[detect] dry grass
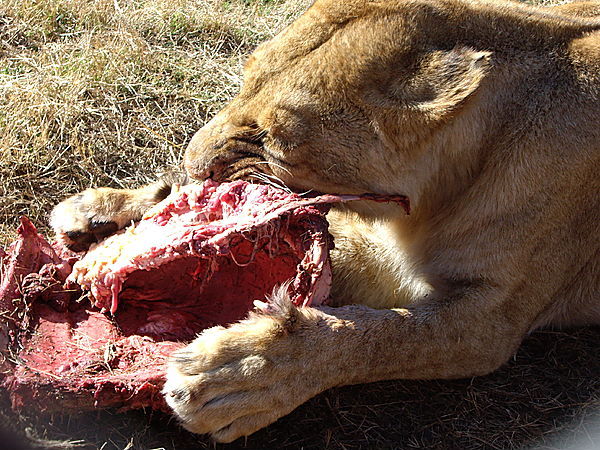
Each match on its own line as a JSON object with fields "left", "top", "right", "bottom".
{"left": 1, "top": 0, "right": 599, "bottom": 449}
{"left": 0, "top": 0, "right": 309, "bottom": 243}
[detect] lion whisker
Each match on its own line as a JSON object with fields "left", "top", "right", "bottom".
{"left": 253, "top": 160, "right": 293, "bottom": 176}
{"left": 249, "top": 173, "right": 293, "bottom": 193}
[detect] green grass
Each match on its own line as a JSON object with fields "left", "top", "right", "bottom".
{"left": 1, "top": 0, "right": 599, "bottom": 448}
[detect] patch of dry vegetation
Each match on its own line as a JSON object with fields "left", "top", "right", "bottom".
{"left": 1, "top": 0, "right": 598, "bottom": 449}
{"left": 0, "top": 0, "right": 310, "bottom": 243}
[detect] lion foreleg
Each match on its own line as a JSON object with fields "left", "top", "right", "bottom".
{"left": 164, "top": 283, "right": 530, "bottom": 442}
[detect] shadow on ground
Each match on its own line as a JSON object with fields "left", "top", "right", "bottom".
{"left": 2, "top": 326, "right": 599, "bottom": 449}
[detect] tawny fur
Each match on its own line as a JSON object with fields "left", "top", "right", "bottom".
{"left": 51, "top": 0, "right": 600, "bottom": 443}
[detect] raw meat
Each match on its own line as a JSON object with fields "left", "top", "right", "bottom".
{"left": 0, "top": 181, "right": 408, "bottom": 412}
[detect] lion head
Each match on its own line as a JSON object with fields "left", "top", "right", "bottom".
{"left": 184, "top": 0, "right": 596, "bottom": 216}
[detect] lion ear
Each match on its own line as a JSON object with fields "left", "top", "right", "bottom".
{"left": 385, "top": 47, "right": 492, "bottom": 118}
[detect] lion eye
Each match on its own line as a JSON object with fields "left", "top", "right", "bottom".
{"left": 263, "top": 133, "right": 291, "bottom": 152}
{"left": 234, "top": 124, "right": 267, "bottom": 147}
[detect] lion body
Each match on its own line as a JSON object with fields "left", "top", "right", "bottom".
{"left": 52, "top": 0, "right": 600, "bottom": 442}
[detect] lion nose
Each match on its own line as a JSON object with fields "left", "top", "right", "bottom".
{"left": 184, "top": 142, "right": 226, "bottom": 181}
{"left": 184, "top": 142, "right": 215, "bottom": 181}
{"left": 184, "top": 115, "right": 235, "bottom": 181}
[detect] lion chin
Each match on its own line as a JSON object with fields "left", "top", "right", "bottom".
{"left": 50, "top": 0, "right": 600, "bottom": 443}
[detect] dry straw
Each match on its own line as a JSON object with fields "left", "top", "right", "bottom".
{"left": 0, "top": 0, "right": 309, "bottom": 243}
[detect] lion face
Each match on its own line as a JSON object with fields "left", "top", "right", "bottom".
{"left": 184, "top": 0, "right": 491, "bottom": 207}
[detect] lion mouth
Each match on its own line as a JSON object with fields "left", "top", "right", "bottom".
{"left": 217, "top": 155, "right": 302, "bottom": 194}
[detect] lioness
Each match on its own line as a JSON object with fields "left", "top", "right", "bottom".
{"left": 50, "top": 0, "right": 600, "bottom": 443}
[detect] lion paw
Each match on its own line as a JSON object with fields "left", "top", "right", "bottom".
{"left": 50, "top": 183, "right": 171, "bottom": 252}
{"left": 163, "top": 289, "right": 335, "bottom": 443}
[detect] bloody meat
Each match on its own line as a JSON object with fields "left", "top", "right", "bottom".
{"left": 0, "top": 180, "right": 408, "bottom": 412}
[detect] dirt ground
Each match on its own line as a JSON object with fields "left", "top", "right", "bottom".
{"left": 2, "top": 326, "right": 599, "bottom": 449}
{"left": 1, "top": 0, "right": 598, "bottom": 448}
